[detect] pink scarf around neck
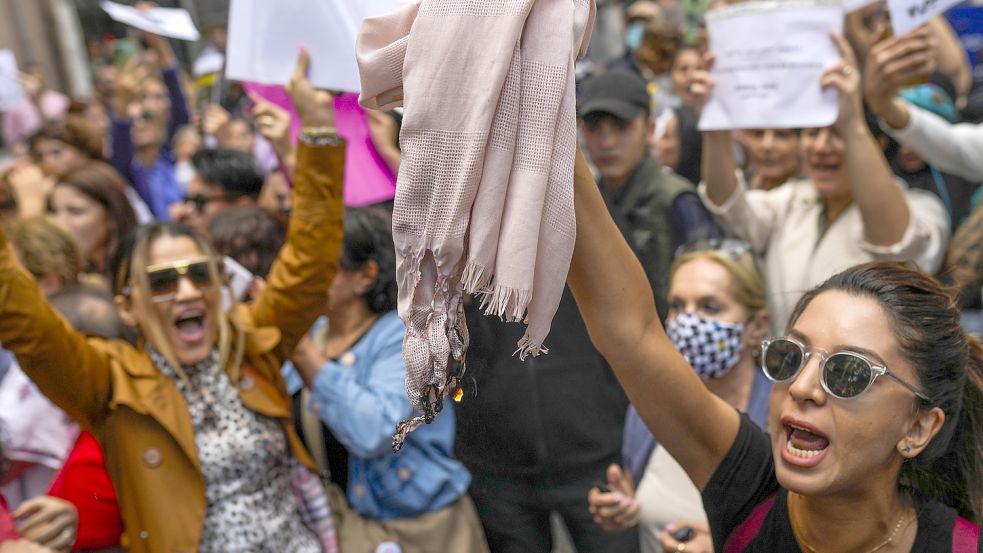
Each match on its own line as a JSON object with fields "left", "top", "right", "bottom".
{"left": 357, "top": 0, "right": 595, "bottom": 446}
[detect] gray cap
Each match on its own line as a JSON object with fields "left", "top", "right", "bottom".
{"left": 578, "top": 69, "right": 650, "bottom": 121}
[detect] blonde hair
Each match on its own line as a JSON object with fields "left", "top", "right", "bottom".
{"left": 670, "top": 249, "right": 767, "bottom": 314}
{"left": 8, "top": 216, "right": 81, "bottom": 285}
{"left": 112, "top": 223, "right": 243, "bottom": 384}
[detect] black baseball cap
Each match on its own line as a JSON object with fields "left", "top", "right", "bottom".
{"left": 578, "top": 69, "right": 650, "bottom": 121}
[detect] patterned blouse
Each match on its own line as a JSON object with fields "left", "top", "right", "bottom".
{"left": 150, "top": 348, "right": 321, "bottom": 553}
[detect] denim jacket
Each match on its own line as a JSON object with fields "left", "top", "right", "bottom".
{"left": 284, "top": 312, "right": 470, "bottom": 520}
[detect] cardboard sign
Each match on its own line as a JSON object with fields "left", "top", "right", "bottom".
{"left": 699, "top": 0, "right": 844, "bottom": 131}
{"left": 225, "top": 0, "right": 405, "bottom": 92}
{"left": 100, "top": 1, "right": 200, "bottom": 41}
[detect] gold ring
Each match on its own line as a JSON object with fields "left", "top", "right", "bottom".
{"left": 675, "top": 543, "right": 687, "bottom": 553}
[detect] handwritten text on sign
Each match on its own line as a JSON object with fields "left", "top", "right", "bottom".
{"left": 888, "top": 0, "right": 962, "bottom": 37}
{"left": 698, "top": 0, "right": 843, "bottom": 131}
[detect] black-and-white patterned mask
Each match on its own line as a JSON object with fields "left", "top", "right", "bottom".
{"left": 666, "top": 312, "right": 744, "bottom": 380}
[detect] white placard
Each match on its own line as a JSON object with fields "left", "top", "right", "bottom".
{"left": 0, "top": 50, "right": 24, "bottom": 111}
{"left": 225, "top": 0, "right": 404, "bottom": 92}
{"left": 100, "top": 1, "right": 200, "bottom": 42}
{"left": 887, "top": 0, "right": 961, "bottom": 36}
{"left": 699, "top": 0, "right": 844, "bottom": 131}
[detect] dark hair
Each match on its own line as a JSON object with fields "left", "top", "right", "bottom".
{"left": 49, "top": 285, "right": 125, "bottom": 340}
{"left": 191, "top": 148, "right": 264, "bottom": 200}
{"left": 341, "top": 207, "right": 397, "bottom": 314}
{"left": 788, "top": 262, "right": 983, "bottom": 523}
{"left": 28, "top": 120, "right": 104, "bottom": 165}
{"left": 208, "top": 206, "right": 284, "bottom": 278}
{"left": 55, "top": 161, "right": 138, "bottom": 274}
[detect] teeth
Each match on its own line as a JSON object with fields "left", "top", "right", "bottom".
{"left": 786, "top": 439, "right": 821, "bottom": 459}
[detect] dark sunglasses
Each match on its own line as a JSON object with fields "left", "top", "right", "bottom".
{"left": 145, "top": 257, "right": 213, "bottom": 303}
{"left": 761, "top": 337, "right": 931, "bottom": 401}
{"left": 182, "top": 193, "right": 227, "bottom": 214}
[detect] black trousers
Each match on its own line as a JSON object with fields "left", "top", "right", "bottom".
{"left": 468, "top": 468, "right": 641, "bottom": 553}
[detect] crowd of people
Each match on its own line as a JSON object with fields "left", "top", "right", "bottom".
{"left": 1, "top": 0, "right": 983, "bottom": 552}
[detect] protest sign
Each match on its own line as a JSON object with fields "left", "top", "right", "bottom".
{"left": 226, "top": 0, "right": 404, "bottom": 93}
{"left": 0, "top": 50, "right": 24, "bottom": 111}
{"left": 699, "top": 0, "right": 843, "bottom": 131}
{"left": 100, "top": 1, "right": 200, "bottom": 41}
{"left": 888, "top": 0, "right": 963, "bottom": 37}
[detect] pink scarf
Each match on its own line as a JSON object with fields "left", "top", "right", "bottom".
{"left": 358, "top": 0, "right": 595, "bottom": 443}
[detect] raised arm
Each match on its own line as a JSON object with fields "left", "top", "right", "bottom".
{"left": 568, "top": 147, "right": 738, "bottom": 490}
{"left": 249, "top": 49, "right": 344, "bottom": 360}
{"left": 826, "top": 34, "right": 909, "bottom": 246}
{"left": 0, "top": 232, "right": 113, "bottom": 427}
{"left": 865, "top": 29, "right": 983, "bottom": 182}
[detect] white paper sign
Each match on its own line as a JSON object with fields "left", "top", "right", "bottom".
{"left": 0, "top": 50, "right": 24, "bottom": 111}
{"left": 100, "top": 1, "right": 200, "bottom": 42}
{"left": 887, "top": 0, "right": 961, "bottom": 36}
{"left": 699, "top": 0, "right": 844, "bottom": 131}
{"left": 225, "top": 0, "right": 404, "bottom": 92}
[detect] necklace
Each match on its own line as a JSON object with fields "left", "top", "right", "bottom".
{"left": 790, "top": 493, "right": 915, "bottom": 553}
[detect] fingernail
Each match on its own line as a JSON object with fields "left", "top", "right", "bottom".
{"left": 666, "top": 522, "right": 677, "bottom": 531}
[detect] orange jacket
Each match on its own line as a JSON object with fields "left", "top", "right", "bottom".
{"left": 0, "top": 142, "right": 345, "bottom": 552}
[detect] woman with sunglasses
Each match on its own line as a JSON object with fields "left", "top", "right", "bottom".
{"left": 568, "top": 123, "right": 983, "bottom": 553}
{"left": 0, "top": 51, "right": 344, "bottom": 553}
{"left": 695, "top": 35, "right": 949, "bottom": 334}
{"left": 588, "top": 239, "right": 771, "bottom": 553}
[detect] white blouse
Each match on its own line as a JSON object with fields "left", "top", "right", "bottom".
{"left": 699, "top": 175, "right": 949, "bottom": 334}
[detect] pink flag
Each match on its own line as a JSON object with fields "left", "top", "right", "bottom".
{"left": 244, "top": 83, "right": 396, "bottom": 206}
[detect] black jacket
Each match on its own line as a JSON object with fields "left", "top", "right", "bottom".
{"left": 453, "top": 287, "right": 630, "bottom": 478}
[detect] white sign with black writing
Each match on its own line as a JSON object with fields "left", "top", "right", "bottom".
{"left": 699, "top": 0, "right": 844, "bottom": 131}
{"left": 225, "top": 0, "right": 406, "bottom": 92}
{"left": 887, "top": 0, "right": 961, "bottom": 36}
{"left": 0, "top": 50, "right": 24, "bottom": 111}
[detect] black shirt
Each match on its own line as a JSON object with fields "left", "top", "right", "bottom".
{"left": 702, "top": 415, "right": 980, "bottom": 552}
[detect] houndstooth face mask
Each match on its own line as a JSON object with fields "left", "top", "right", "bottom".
{"left": 666, "top": 312, "right": 744, "bottom": 380}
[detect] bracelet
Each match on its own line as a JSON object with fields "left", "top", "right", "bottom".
{"left": 298, "top": 131, "right": 345, "bottom": 147}
{"left": 300, "top": 125, "right": 337, "bottom": 136}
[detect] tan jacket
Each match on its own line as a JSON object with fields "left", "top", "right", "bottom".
{"left": 0, "top": 143, "right": 345, "bottom": 553}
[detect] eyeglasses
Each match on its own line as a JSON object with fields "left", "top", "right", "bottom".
{"left": 761, "top": 337, "right": 931, "bottom": 401}
{"left": 675, "top": 237, "right": 753, "bottom": 261}
{"left": 182, "top": 194, "right": 227, "bottom": 214}
{"left": 145, "top": 257, "right": 213, "bottom": 303}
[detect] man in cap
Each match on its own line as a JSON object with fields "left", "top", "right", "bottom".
{"left": 579, "top": 68, "right": 718, "bottom": 319}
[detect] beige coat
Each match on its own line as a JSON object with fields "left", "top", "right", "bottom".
{"left": 0, "top": 143, "right": 345, "bottom": 552}
{"left": 699, "top": 174, "right": 950, "bottom": 333}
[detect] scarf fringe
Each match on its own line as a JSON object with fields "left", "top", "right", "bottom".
{"left": 461, "top": 260, "right": 493, "bottom": 293}
{"left": 478, "top": 284, "right": 532, "bottom": 323}
{"left": 515, "top": 334, "right": 549, "bottom": 361}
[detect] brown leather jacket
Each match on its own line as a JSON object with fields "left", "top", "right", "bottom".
{"left": 0, "top": 143, "right": 345, "bottom": 552}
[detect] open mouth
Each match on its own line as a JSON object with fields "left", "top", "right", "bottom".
{"left": 782, "top": 418, "right": 830, "bottom": 466}
{"left": 810, "top": 161, "right": 840, "bottom": 179}
{"left": 173, "top": 307, "right": 207, "bottom": 343}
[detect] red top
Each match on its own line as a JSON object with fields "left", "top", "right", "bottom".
{"left": 47, "top": 432, "right": 122, "bottom": 549}
{"left": 0, "top": 493, "right": 19, "bottom": 541}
